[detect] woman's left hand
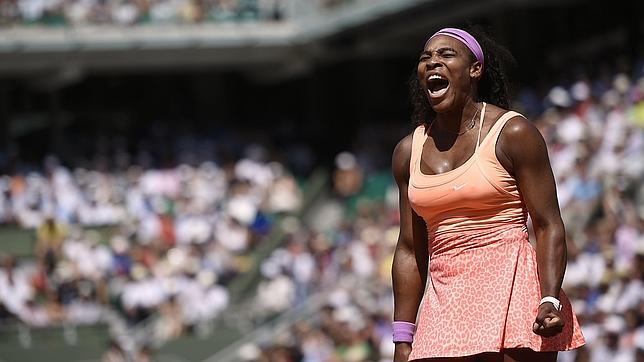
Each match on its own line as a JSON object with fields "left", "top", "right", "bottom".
{"left": 532, "top": 303, "right": 564, "bottom": 337}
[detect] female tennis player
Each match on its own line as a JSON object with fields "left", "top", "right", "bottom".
{"left": 391, "top": 26, "right": 585, "bottom": 362}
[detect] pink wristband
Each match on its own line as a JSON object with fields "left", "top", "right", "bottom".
{"left": 392, "top": 321, "right": 416, "bottom": 343}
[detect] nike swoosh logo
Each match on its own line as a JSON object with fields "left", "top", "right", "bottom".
{"left": 453, "top": 184, "right": 466, "bottom": 191}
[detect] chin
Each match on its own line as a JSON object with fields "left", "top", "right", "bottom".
{"left": 428, "top": 96, "right": 454, "bottom": 113}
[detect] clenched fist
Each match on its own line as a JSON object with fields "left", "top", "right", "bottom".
{"left": 533, "top": 303, "right": 564, "bottom": 337}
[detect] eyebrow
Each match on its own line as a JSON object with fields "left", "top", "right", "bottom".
{"left": 420, "top": 47, "right": 458, "bottom": 56}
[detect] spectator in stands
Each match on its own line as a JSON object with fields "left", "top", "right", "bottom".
{"left": 333, "top": 151, "right": 364, "bottom": 198}
{"left": 0, "top": 255, "right": 33, "bottom": 320}
{"left": 35, "top": 217, "right": 67, "bottom": 273}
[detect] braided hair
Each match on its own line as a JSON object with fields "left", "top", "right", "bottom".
{"left": 409, "top": 25, "right": 516, "bottom": 126}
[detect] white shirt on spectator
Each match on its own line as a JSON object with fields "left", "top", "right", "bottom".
{"left": 0, "top": 267, "right": 34, "bottom": 315}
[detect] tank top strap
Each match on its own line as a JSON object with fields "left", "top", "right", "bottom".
{"left": 409, "top": 124, "right": 428, "bottom": 176}
{"left": 474, "top": 102, "right": 487, "bottom": 153}
{"left": 478, "top": 110, "right": 525, "bottom": 153}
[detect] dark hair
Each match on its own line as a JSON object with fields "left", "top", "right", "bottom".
{"left": 409, "top": 25, "right": 516, "bottom": 126}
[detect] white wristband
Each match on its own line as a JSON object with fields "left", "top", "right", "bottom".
{"left": 539, "top": 296, "right": 562, "bottom": 311}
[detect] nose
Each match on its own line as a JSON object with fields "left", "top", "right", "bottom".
{"left": 426, "top": 56, "right": 441, "bottom": 70}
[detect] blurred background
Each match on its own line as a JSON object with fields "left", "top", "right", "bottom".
{"left": 0, "top": 0, "right": 642, "bottom": 361}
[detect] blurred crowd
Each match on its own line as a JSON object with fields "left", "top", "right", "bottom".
{"left": 0, "top": 150, "right": 302, "bottom": 358}
{"left": 249, "top": 192, "right": 398, "bottom": 362}
{"left": 242, "top": 67, "right": 644, "bottom": 361}
{"left": 0, "top": 0, "right": 289, "bottom": 26}
{"left": 0, "top": 0, "right": 366, "bottom": 26}
{"left": 536, "top": 68, "right": 644, "bottom": 362}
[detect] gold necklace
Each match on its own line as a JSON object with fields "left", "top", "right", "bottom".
{"left": 432, "top": 104, "right": 480, "bottom": 136}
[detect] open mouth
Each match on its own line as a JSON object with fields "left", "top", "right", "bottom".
{"left": 427, "top": 74, "right": 449, "bottom": 98}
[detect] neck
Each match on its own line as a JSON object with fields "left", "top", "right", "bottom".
{"left": 434, "top": 98, "right": 480, "bottom": 134}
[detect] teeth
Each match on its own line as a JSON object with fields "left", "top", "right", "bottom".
{"left": 429, "top": 74, "right": 443, "bottom": 80}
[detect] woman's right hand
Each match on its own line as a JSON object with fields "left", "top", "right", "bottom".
{"left": 393, "top": 342, "right": 412, "bottom": 362}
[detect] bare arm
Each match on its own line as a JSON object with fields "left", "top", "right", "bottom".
{"left": 392, "top": 134, "right": 429, "bottom": 324}
{"left": 499, "top": 117, "right": 566, "bottom": 336}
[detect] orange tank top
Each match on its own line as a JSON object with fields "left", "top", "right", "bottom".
{"left": 408, "top": 103, "right": 528, "bottom": 240}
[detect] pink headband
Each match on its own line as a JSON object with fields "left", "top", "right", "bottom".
{"left": 427, "top": 28, "right": 485, "bottom": 71}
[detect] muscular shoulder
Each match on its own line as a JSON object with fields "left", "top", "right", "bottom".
{"left": 497, "top": 114, "right": 548, "bottom": 165}
{"left": 392, "top": 132, "right": 414, "bottom": 184}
